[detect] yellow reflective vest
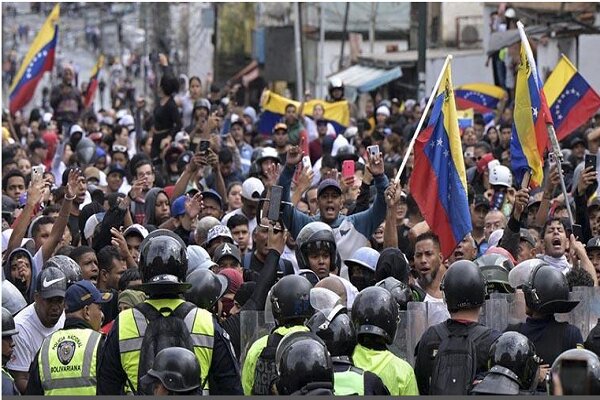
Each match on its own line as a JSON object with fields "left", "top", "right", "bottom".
{"left": 118, "top": 298, "right": 214, "bottom": 393}
{"left": 38, "top": 328, "right": 102, "bottom": 395}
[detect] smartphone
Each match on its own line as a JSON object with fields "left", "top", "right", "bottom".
{"left": 521, "top": 169, "right": 531, "bottom": 189}
{"left": 342, "top": 160, "right": 355, "bottom": 179}
{"left": 491, "top": 191, "right": 505, "bottom": 210}
{"left": 572, "top": 224, "right": 583, "bottom": 240}
{"left": 31, "top": 166, "right": 44, "bottom": 183}
{"left": 559, "top": 359, "right": 589, "bottom": 395}
{"left": 302, "top": 155, "right": 312, "bottom": 170}
{"left": 585, "top": 154, "right": 597, "bottom": 171}
{"left": 199, "top": 140, "right": 210, "bottom": 155}
{"left": 367, "top": 145, "right": 380, "bottom": 158}
{"left": 268, "top": 185, "right": 283, "bottom": 222}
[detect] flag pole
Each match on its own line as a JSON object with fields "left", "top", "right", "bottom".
{"left": 517, "top": 21, "right": 574, "bottom": 226}
{"left": 395, "top": 54, "right": 453, "bottom": 184}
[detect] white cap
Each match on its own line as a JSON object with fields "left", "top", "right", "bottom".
{"left": 70, "top": 124, "right": 84, "bottom": 135}
{"left": 84, "top": 212, "right": 105, "bottom": 241}
{"left": 242, "top": 177, "right": 264, "bottom": 201}
{"left": 205, "top": 225, "right": 233, "bottom": 245}
{"left": 115, "top": 109, "right": 129, "bottom": 120}
{"left": 123, "top": 224, "right": 149, "bottom": 239}
{"left": 488, "top": 229, "right": 504, "bottom": 248}
{"left": 119, "top": 114, "right": 135, "bottom": 129}
{"left": 174, "top": 130, "right": 190, "bottom": 144}
{"left": 376, "top": 106, "right": 390, "bottom": 117}
{"left": 43, "top": 112, "right": 53, "bottom": 123}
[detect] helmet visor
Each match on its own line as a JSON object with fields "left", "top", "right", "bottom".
{"left": 309, "top": 288, "right": 341, "bottom": 313}
{"left": 304, "top": 241, "right": 333, "bottom": 257}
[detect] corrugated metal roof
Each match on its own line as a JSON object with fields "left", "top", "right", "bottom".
{"left": 328, "top": 65, "right": 403, "bottom": 93}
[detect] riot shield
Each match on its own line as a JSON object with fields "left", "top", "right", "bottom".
{"left": 427, "top": 301, "right": 450, "bottom": 327}
{"left": 388, "top": 310, "right": 408, "bottom": 362}
{"left": 507, "top": 290, "right": 527, "bottom": 326}
{"left": 2, "top": 279, "right": 27, "bottom": 315}
{"left": 480, "top": 293, "right": 510, "bottom": 332}
{"left": 555, "top": 286, "right": 591, "bottom": 338}
{"left": 406, "top": 302, "right": 428, "bottom": 366}
{"left": 239, "top": 310, "right": 276, "bottom": 367}
{"left": 590, "top": 286, "right": 600, "bottom": 335}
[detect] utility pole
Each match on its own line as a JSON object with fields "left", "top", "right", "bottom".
{"left": 417, "top": 2, "right": 427, "bottom": 101}
{"left": 318, "top": 3, "right": 325, "bottom": 98}
{"left": 369, "top": 3, "right": 377, "bottom": 53}
{"left": 339, "top": 2, "right": 350, "bottom": 70}
{"left": 293, "top": 2, "right": 304, "bottom": 99}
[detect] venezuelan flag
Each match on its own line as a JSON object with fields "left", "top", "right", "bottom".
{"left": 410, "top": 61, "right": 472, "bottom": 259}
{"left": 510, "top": 26, "right": 553, "bottom": 189}
{"left": 455, "top": 83, "right": 507, "bottom": 113}
{"left": 84, "top": 55, "right": 104, "bottom": 108}
{"left": 544, "top": 55, "right": 600, "bottom": 142}
{"left": 258, "top": 90, "right": 350, "bottom": 135}
{"left": 8, "top": 4, "right": 60, "bottom": 114}
{"left": 457, "top": 108, "right": 474, "bottom": 130}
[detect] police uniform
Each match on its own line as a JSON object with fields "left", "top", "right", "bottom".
{"left": 352, "top": 343, "right": 419, "bottom": 395}
{"left": 26, "top": 318, "right": 104, "bottom": 395}
{"left": 2, "top": 366, "right": 20, "bottom": 395}
{"left": 242, "top": 325, "right": 308, "bottom": 395}
{"left": 332, "top": 356, "right": 390, "bottom": 395}
{"left": 97, "top": 298, "right": 242, "bottom": 395}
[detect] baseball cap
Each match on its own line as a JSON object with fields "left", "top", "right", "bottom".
{"left": 273, "top": 122, "right": 288, "bottom": 132}
{"left": 123, "top": 224, "right": 149, "bottom": 239}
{"left": 29, "top": 139, "right": 48, "bottom": 152}
{"left": 205, "top": 225, "right": 234, "bottom": 246}
{"left": 376, "top": 106, "right": 390, "bottom": 117}
{"left": 317, "top": 179, "right": 342, "bottom": 197}
{"left": 213, "top": 242, "right": 242, "bottom": 265}
{"left": 201, "top": 189, "right": 223, "bottom": 209}
{"left": 519, "top": 228, "right": 536, "bottom": 247}
{"left": 119, "top": 115, "right": 135, "bottom": 130}
{"left": 84, "top": 212, "right": 105, "bottom": 241}
{"left": 174, "top": 130, "right": 190, "bottom": 144}
{"left": 36, "top": 267, "right": 67, "bottom": 298}
{"left": 587, "top": 236, "right": 600, "bottom": 252}
{"left": 242, "top": 177, "right": 264, "bottom": 201}
{"left": 117, "top": 289, "right": 146, "bottom": 309}
{"left": 316, "top": 119, "right": 328, "bottom": 126}
{"left": 70, "top": 124, "right": 84, "bottom": 135}
{"left": 218, "top": 268, "right": 243, "bottom": 294}
{"left": 108, "top": 164, "right": 126, "bottom": 178}
{"left": 84, "top": 166, "right": 101, "bottom": 182}
{"left": 473, "top": 194, "right": 490, "bottom": 210}
{"left": 171, "top": 195, "right": 187, "bottom": 218}
{"left": 65, "top": 280, "right": 113, "bottom": 313}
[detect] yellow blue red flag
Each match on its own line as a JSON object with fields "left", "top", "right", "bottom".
{"left": 410, "top": 61, "right": 472, "bottom": 259}
{"left": 455, "top": 83, "right": 507, "bottom": 113}
{"left": 84, "top": 55, "right": 104, "bottom": 108}
{"left": 510, "top": 24, "right": 553, "bottom": 188}
{"left": 543, "top": 55, "right": 600, "bottom": 141}
{"left": 9, "top": 4, "right": 60, "bottom": 114}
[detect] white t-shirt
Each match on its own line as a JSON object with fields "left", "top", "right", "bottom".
{"left": 423, "top": 293, "right": 451, "bottom": 326}
{"left": 221, "top": 208, "right": 257, "bottom": 249}
{"left": 6, "top": 303, "right": 65, "bottom": 372}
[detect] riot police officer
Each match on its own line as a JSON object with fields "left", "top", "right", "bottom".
{"left": 241, "top": 274, "right": 314, "bottom": 395}
{"left": 505, "top": 264, "right": 582, "bottom": 368}
{"left": 471, "top": 332, "right": 540, "bottom": 395}
{"left": 414, "top": 260, "right": 500, "bottom": 395}
{"left": 474, "top": 253, "right": 514, "bottom": 294}
{"left": 2, "top": 307, "right": 19, "bottom": 395}
{"left": 547, "top": 348, "right": 600, "bottom": 395}
{"left": 376, "top": 277, "right": 414, "bottom": 310}
{"left": 97, "top": 229, "right": 242, "bottom": 395}
{"left": 345, "top": 247, "right": 379, "bottom": 291}
{"left": 307, "top": 304, "right": 389, "bottom": 395}
{"left": 139, "top": 347, "right": 202, "bottom": 395}
{"left": 351, "top": 286, "right": 419, "bottom": 395}
{"left": 185, "top": 269, "right": 228, "bottom": 311}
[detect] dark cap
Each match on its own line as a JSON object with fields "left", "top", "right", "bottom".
{"left": 213, "top": 243, "right": 242, "bottom": 265}
{"left": 473, "top": 194, "right": 490, "bottom": 210}
{"left": 108, "top": 164, "right": 126, "bottom": 178}
{"left": 36, "top": 267, "right": 67, "bottom": 298}
{"left": 317, "top": 179, "right": 342, "bottom": 197}
{"left": 316, "top": 119, "right": 328, "bottom": 126}
{"left": 587, "top": 236, "right": 600, "bottom": 252}
{"left": 201, "top": 189, "right": 223, "bottom": 209}
{"left": 519, "top": 228, "right": 536, "bottom": 247}
{"left": 29, "top": 139, "right": 48, "bottom": 152}
{"left": 589, "top": 198, "right": 600, "bottom": 212}
{"left": 65, "top": 280, "right": 113, "bottom": 313}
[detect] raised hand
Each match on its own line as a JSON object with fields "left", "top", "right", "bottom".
{"left": 286, "top": 145, "right": 303, "bottom": 167}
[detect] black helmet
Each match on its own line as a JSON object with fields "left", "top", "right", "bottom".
{"left": 488, "top": 332, "right": 539, "bottom": 391}
{"left": 138, "top": 229, "right": 190, "bottom": 295}
{"left": 2, "top": 307, "right": 18, "bottom": 337}
{"left": 139, "top": 347, "right": 201, "bottom": 394}
{"left": 306, "top": 304, "right": 356, "bottom": 357}
{"left": 184, "top": 269, "right": 228, "bottom": 310}
{"left": 351, "top": 286, "right": 399, "bottom": 344}
{"left": 275, "top": 331, "right": 334, "bottom": 395}
{"left": 76, "top": 137, "right": 96, "bottom": 165}
{"left": 334, "top": 145, "right": 359, "bottom": 164}
{"left": 295, "top": 222, "right": 337, "bottom": 272}
{"left": 523, "top": 264, "right": 579, "bottom": 314}
{"left": 270, "top": 275, "right": 314, "bottom": 325}
{"left": 548, "top": 349, "right": 600, "bottom": 395}
{"left": 43, "top": 255, "right": 82, "bottom": 287}
{"left": 441, "top": 260, "right": 487, "bottom": 313}
{"left": 376, "top": 277, "right": 414, "bottom": 310}
{"left": 474, "top": 254, "right": 514, "bottom": 294}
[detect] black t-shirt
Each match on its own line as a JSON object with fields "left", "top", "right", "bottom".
{"left": 100, "top": 288, "right": 119, "bottom": 325}
{"left": 68, "top": 214, "right": 81, "bottom": 246}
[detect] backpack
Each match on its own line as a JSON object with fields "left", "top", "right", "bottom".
{"left": 135, "top": 301, "right": 198, "bottom": 395}
{"left": 429, "top": 323, "right": 489, "bottom": 395}
{"left": 252, "top": 332, "right": 284, "bottom": 395}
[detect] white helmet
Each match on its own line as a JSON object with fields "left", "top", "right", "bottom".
{"left": 489, "top": 165, "right": 513, "bottom": 188}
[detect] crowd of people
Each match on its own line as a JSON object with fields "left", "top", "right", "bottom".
{"left": 2, "top": 46, "right": 600, "bottom": 395}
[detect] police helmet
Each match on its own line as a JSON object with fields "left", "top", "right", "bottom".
{"left": 184, "top": 269, "right": 228, "bottom": 310}
{"left": 140, "top": 347, "right": 201, "bottom": 394}
{"left": 2, "top": 307, "right": 18, "bottom": 337}
{"left": 488, "top": 332, "right": 540, "bottom": 391}
{"left": 138, "top": 229, "right": 191, "bottom": 295}
{"left": 376, "top": 277, "right": 414, "bottom": 310}
{"left": 508, "top": 258, "right": 546, "bottom": 289}
{"left": 43, "top": 255, "right": 82, "bottom": 287}
{"left": 76, "top": 137, "right": 96, "bottom": 165}
{"left": 295, "top": 222, "right": 338, "bottom": 272}
{"left": 474, "top": 254, "right": 514, "bottom": 294}
{"left": 351, "top": 286, "right": 399, "bottom": 344}
{"left": 346, "top": 247, "right": 379, "bottom": 291}
{"left": 328, "top": 78, "right": 345, "bottom": 99}
{"left": 306, "top": 304, "right": 356, "bottom": 357}
{"left": 298, "top": 269, "right": 320, "bottom": 286}
{"left": 275, "top": 331, "right": 334, "bottom": 395}
{"left": 441, "top": 260, "right": 487, "bottom": 313}
{"left": 270, "top": 275, "right": 314, "bottom": 325}
{"left": 523, "top": 264, "right": 579, "bottom": 314}
{"left": 548, "top": 349, "right": 600, "bottom": 395}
